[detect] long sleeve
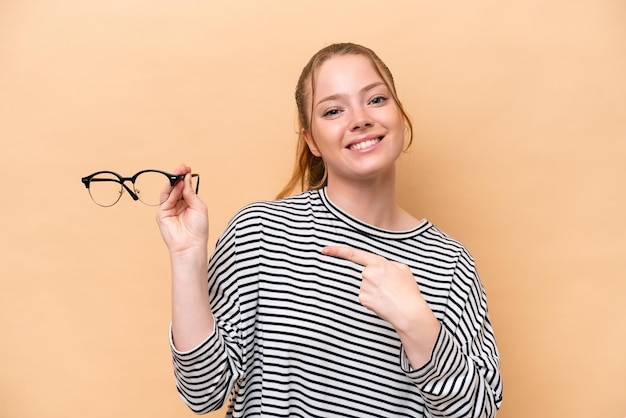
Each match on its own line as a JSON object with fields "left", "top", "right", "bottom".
{"left": 170, "top": 220, "right": 246, "bottom": 414}
{"left": 401, "top": 248, "right": 503, "bottom": 417}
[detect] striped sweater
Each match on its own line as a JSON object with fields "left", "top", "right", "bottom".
{"left": 171, "top": 188, "right": 503, "bottom": 417}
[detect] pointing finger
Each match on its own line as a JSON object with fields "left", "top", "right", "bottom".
{"left": 322, "top": 246, "right": 382, "bottom": 267}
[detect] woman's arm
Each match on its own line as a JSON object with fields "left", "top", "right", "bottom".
{"left": 401, "top": 250, "right": 502, "bottom": 417}
{"left": 156, "top": 164, "right": 214, "bottom": 351}
{"left": 157, "top": 168, "right": 247, "bottom": 413}
{"left": 322, "top": 245, "right": 502, "bottom": 417}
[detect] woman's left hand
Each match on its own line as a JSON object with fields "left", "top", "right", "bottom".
{"left": 323, "top": 245, "right": 441, "bottom": 366}
{"left": 322, "top": 245, "right": 430, "bottom": 333}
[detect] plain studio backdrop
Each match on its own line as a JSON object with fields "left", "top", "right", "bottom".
{"left": 1, "top": 1, "right": 625, "bottom": 417}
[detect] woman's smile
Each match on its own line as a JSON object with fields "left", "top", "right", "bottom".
{"left": 347, "top": 135, "right": 384, "bottom": 151}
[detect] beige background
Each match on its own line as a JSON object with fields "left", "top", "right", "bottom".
{"left": 1, "top": 1, "right": 625, "bottom": 417}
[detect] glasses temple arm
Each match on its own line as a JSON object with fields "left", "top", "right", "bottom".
{"left": 122, "top": 183, "right": 139, "bottom": 201}
{"left": 192, "top": 174, "right": 200, "bottom": 194}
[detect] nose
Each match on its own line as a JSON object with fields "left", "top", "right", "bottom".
{"left": 350, "top": 105, "right": 373, "bottom": 131}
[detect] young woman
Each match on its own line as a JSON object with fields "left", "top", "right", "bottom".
{"left": 156, "top": 43, "right": 502, "bottom": 417}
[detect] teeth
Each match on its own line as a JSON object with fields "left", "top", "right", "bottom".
{"left": 349, "top": 137, "right": 381, "bottom": 150}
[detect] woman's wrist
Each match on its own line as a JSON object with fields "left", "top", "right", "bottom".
{"left": 394, "top": 306, "right": 441, "bottom": 368}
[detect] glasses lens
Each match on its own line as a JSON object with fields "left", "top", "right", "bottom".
{"left": 88, "top": 173, "right": 123, "bottom": 207}
{"left": 134, "top": 171, "right": 173, "bottom": 206}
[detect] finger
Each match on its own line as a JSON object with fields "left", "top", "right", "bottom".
{"left": 158, "top": 167, "right": 186, "bottom": 207}
{"left": 182, "top": 173, "right": 196, "bottom": 197}
{"left": 322, "top": 246, "right": 382, "bottom": 267}
{"left": 159, "top": 179, "right": 183, "bottom": 209}
{"left": 162, "top": 164, "right": 191, "bottom": 203}
{"left": 174, "top": 163, "right": 192, "bottom": 176}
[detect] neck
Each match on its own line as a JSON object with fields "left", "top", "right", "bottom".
{"left": 325, "top": 172, "right": 418, "bottom": 231}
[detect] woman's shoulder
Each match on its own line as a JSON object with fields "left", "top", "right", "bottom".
{"left": 229, "top": 189, "right": 322, "bottom": 224}
{"left": 421, "top": 223, "right": 475, "bottom": 260}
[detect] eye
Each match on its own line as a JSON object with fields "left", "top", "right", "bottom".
{"left": 369, "top": 95, "right": 387, "bottom": 105}
{"left": 322, "top": 108, "right": 342, "bottom": 118}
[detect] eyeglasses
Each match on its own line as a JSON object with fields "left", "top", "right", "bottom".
{"left": 81, "top": 169, "right": 200, "bottom": 207}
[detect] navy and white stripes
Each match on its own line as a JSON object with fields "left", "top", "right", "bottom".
{"left": 171, "top": 188, "right": 502, "bottom": 417}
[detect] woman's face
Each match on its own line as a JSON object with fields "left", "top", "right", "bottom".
{"left": 305, "top": 54, "right": 406, "bottom": 186}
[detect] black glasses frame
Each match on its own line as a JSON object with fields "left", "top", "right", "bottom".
{"left": 81, "top": 169, "right": 200, "bottom": 206}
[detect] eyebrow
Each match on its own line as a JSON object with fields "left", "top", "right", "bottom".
{"left": 314, "top": 81, "right": 386, "bottom": 108}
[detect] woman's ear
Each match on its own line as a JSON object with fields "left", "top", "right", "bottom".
{"left": 303, "top": 130, "right": 322, "bottom": 157}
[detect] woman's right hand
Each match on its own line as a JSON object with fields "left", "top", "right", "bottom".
{"left": 158, "top": 164, "right": 213, "bottom": 352}
{"left": 156, "top": 164, "right": 208, "bottom": 256}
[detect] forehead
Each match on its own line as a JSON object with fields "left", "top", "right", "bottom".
{"left": 312, "top": 54, "right": 386, "bottom": 98}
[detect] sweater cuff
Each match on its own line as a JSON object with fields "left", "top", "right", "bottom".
{"left": 169, "top": 318, "right": 217, "bottom": 357}
{"left": 400, "top": 325, "right": 453, "bottom": 383}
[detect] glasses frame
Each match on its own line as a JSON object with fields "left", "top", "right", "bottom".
{"left": 81, "top": 169, "right": 200, "bottom": 207}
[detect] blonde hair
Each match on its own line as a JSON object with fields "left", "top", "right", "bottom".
{"left": 276, "top": 42, "right": 414, "bottom": 199}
